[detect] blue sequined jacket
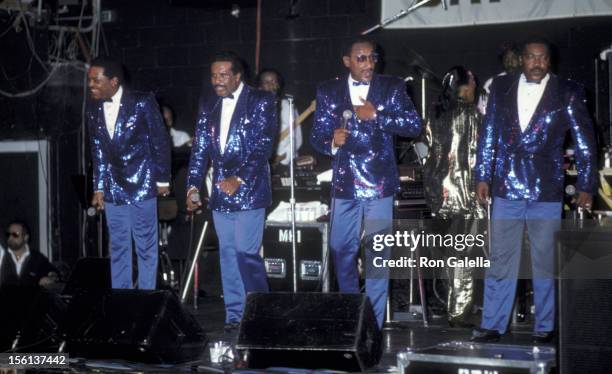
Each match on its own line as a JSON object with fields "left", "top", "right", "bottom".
{"left": 187, "top": 85, "right": 277, "bottom": 212}
{"left": 311, "top": 74, "right": 422, "bottom": 200}
{"left": 475, "top": 73, "right": 598, "bottom": 202}
{"left": 87, "top": 89, "right": 171, "bottom": 205}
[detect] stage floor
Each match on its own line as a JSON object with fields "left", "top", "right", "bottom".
{"left": 191, "top": 295, "right": 549, "bottom": 373}
{"left": 21, "top": 294, "right": 551, "bottom": 373}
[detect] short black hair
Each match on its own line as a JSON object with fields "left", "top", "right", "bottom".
{"left": 342, "top": 38, "right": 377, "bottom": 58}
{"left": 211, "top": 51, "right": 245, "bottom": 75}
{"left": 498, "top": 43, "right": 519, "bottom": 61}
{"left": 7, "top": 220, "right": 30, "bottom": 240}
{"left": 90, "top": 57, "right": 125, "bottom": 84}
{"left": 256, "top": 68, "right": 284, "bottom": 91}
{"left": 160, "top": 103, "right": 174, "bottom": 117}
{"left": 521, "top": 37, "right": 552, "bottom": 56}
{"left": 433, "top": 65, "right": 472, "bottom": 119}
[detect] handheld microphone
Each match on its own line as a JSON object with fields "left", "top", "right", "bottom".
{"left": 86, "top": 207, "right": 98, "bottom": 217}
{"left": 341, "top": 110, "right": 352, "bottom": 129}
{"left": 189, "top": 191, "right": 203, "bottom": 215}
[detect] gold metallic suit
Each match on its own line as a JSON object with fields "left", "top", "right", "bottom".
{"left": 423, "top": 101, "right": 485, "bottom": 324}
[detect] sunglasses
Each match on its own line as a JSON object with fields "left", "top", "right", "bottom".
{"left": 6, "top": 231, "right": 21, "bottom": 238}
{"left": 355, "top": 54, "right": 379, "bottom": 63}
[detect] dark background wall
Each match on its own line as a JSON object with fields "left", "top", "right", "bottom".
{"left": 100, "top": 0, "right": 380, "bottom": 137}
{"left": 99, "top": 0, "right": 612, "bottom": 138}
{"left": 1, "top": 0, "right": 611, "bottom": 264}
{"left": 0, "top": 14, "right": 84, "bottom": 265}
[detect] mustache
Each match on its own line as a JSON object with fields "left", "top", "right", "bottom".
{"left": 529, "top": 68, "right": 544, "bottom": 73}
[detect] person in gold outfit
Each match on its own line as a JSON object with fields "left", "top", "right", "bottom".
{"left": 422, "top": 65, "right": 485, "bottom": 327}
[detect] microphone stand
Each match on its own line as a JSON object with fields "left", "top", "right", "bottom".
{"left": 87, "top": 207, "right": 104, "bottom": 257}
{"left": 97, "top": 211, "right": 103, "bottom": 257}
{"left": 180, "top": 215, "right": 209, "bottom": 308}
{"left": 287, "top": 95, "right": 298, "bottom": 293}
{"left": 361, "top": 0, "right": 435, "bottom": 35}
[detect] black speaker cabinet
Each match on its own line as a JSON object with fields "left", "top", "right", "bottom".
{"left": 393, "top": 198, "right": 431, "bottom": 219}
{"left": 236, "top": 292, "right": 382, "bottom": 372}
{"left": 64, "top": 289, "right": 207, "bottom": 363}
{"left": 62, "top": 256, "right": 177, "bottom": 293}
{"left": 0, "top": 285, "right": 66, "bottom": 352}
{"left": 62, "top": 257, "right": 111, "bottom": 295}
{"left": 557, "top": 228, "right": 612, "bottom": 374}
{"left": 262, "top": 221, "right": 330, "bottom": 292}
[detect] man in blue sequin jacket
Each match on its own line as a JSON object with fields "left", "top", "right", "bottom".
{"left": 186, "top": 52, "right": 277, "bottom": 329}
{"left": 311, "top": 39, "right": 422, "bottom": 328}
{"left": 472, "top": 38, "right": 597, "bottom": 344}
{"left": 87, "top": 57, "right": 171, "bottom": 290}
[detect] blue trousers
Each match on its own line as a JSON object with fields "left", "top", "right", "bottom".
{"left": 481, "top": 197, "right": 561, "bottom": 334}
{"left": 105, "top": 197, "right": 158, "bottom": 290}
{"left": 330, "top": 197, "right": 392, "bottom": 328}
{"left": 213, "top": 208, "right": 269, "bottom": 324}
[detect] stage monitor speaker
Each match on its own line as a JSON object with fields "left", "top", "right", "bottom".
{"left": 236, "top": 292, "right": 382, "bottom": 372}
{"left": 62, "top": 257, "right": 111, "bottom": 295}
{"left": 557, "top": 229, "right": 612, "bottom": 374}
{"left": 0, "top": 285, "right": 66, "bottom": 352}
{"left": 64, "top": 289, "right": 207, "bottom": 363}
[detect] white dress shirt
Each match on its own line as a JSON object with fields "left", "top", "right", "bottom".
{"left": 220, "top": 82, "right": 244, "bottom": 154}
{"left": 170, "top": 128, "right": 192, "bottom": 147}
{"left": 6, "top": 245, "right": 31, "bottom": 276}
{"left": 103, "top": 86, "right": 123, "bottom": 139}
{"left": 517, "top": 73, "right": 550, "bottom": 132}
{"left": 348, "top": 75, "right": 370, "bottom": 106}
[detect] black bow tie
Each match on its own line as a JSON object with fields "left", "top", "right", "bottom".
{"left": 223, "top": 93, "right": 235, "bottom": 100}
{"left": 102, "top": 98, "right": 113, "bottom": 103}
{"left": 352, "top": 81, "right": 369, "bottom": 87}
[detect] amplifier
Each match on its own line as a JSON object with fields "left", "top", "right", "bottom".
{"left": 262, "top": 221, "right": 330, "bottom": 292}
{"left": 271, "top": 184, "right": 331, "bottom": 206}
{"left": 557, "top": 227, "right": 612, "bottom": 374}
{"left": 398, "top": 181, "right": 425, "bottom": 200}
{"left": 398, "top": 164, "right": 422, "bottom": 182}
{"left": 395, "top": 181, "right": 429, "bottom": 220}
{"left": 397, "top": 341, "right": 556, "bottom": 374}
{"left": 394, "top": 199, "right": 430, "bottom": 220}
{"left": 279, "top": 176, "right": 319, "bottom": 187}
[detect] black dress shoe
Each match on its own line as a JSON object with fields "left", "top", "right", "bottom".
{"left": 470, "top": 328, "right": 501, "bottom": 342}
{"left": 224, "top": 322, "right": 240, "bottom": 333}
{"left": 532, "top": 331, "right": 554, "bottom": 344}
